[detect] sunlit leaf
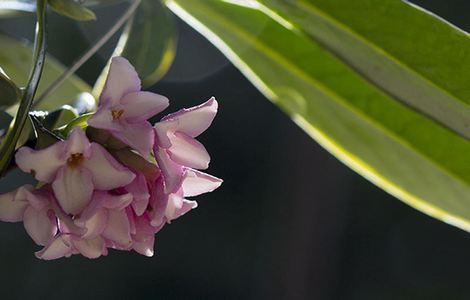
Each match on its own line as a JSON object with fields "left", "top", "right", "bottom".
{"left": 48, "top": 0, "right": 96, "bottom": 21}
{"left": 0, "top": 34, "right": 92, "bottom": 112}
{"left": 259, "top": 0, "right": 470, "bottom": 142}
{"left": 168, "top": 0, "right": 470, "bottom": 232}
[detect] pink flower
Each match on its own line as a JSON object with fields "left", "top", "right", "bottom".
{"left": 0, "top": 185, "right": 57, "bottom": 246}
{"left": 88, "top": 57, "right": 169, "bottom": 158}
{"left": 154, "top": 98, "right": 220, "bottom": 193}
{"left": 15, "top": 127, "right": 135, "bottom": 215}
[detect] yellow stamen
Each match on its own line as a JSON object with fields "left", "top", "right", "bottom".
{"left": 67, "top": 153, "right": 84, "bottom": 168}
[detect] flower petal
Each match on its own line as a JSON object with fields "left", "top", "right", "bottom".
{"left": 83, "top": 143, "right": 135, "bottom": 190}
{"left": 102, "top": 193, "right": 133, "bottom": 210}
{"left": 126, "top": 173, "right": 150, "bottom": 216}
{"left": 72, "top": 236, "right": 105, "bottom": 259}
{"left": 0, "top": 185, "right": 32, "bottom": 222}
{"left": 167, "top": 132, "right": 210, "bottom": 169}
{"left": 121, "top": 91, "right": 169, "bottom": 122}
{"left": 165, "top": 193, "right": 197, "bottom": 222}
{"left": 87, "top": 103, "right": 123, "bottom": 132}
{"left": 52, "top": 166, "right": 93, "bottom": 215}
{"left": 23, "top": 206, "right": 57, "bottom": 246}
{"left": 102, "top": 210, "right": 132, "bottom": 247}
{"left": 161, "top": 97, "right": 218, "bottom": 137}
{"left": 111, "top": 122, "right": 154, "bottom": 158}
{"left": 181, "top": 169, "right": 223, "bottom": 197}
{"left": 82, "top": 208, "right": 108, "bottom": 239}
{"left": 100, "top": 57, "right": 141, "bottom": 105}
{"left": 65, "top": 127, "right": 92, "bottom": 157}
{"left": 154, "top": 147, "right": 183, "bottom": 193}
{"left": 15, "top": 143, "right": 65, "bottom": 182}
{"left": 35, "top": 235, "right": 72, "bottom": 260}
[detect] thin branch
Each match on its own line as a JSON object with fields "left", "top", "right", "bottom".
{"left": 33, "top": 0, "right": 141, "bottom": 107}
{"left": 0, "top": 0, "right": 48, "bottom": 175}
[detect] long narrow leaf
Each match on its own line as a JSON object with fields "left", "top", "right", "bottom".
{"left": 168, "top": 0, "right": 470, "bottom": 231}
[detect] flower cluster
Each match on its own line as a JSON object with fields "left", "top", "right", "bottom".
{"left": 0, "top": 57, "right": 222, "bottom": 259}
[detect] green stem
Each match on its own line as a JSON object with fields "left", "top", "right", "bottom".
{"left": 0, "top": 0, "right": 48, "bottom": 175}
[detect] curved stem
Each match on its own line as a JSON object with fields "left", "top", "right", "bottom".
{"left": 0, "top": 0, "right": 48, "bottom": 175}
{"left": 33, "top": 0, "right": 141, "bottom": 107}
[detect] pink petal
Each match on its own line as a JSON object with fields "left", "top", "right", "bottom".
{"left": 132, "top": 215, "right": 156, "bottom": 257}
{"left": 167, "top": 132, "right": 210, "bottom": 169}
{"left": 15, "top": 142, "right": 65, "bottom": 183}
{"left": 161, "top": 97, "right": 218, "bottom": 137}
{"left": 81, "top": 208, "right": 108, "bottom": 239}
{"left": 51, "top": 199, "right": 87, "bottom": 236}
{"left": 154, "top": 147, "right": 183, "bottom": 193}
{"left": 126, "top": 173, "right": 150, "bottom": 216}
{"left": 65, "top": 127, "right": 92, "bottom": 157}
{"left": 102, "top": 210, "right": 132, "bottom": 247}
{"left": 100, "top": 57, "right": 141, "bottom": 105}
{"left": 87, "top": 103, "right": 123, "bottom": 132}
{"left": 181, "top": 168, "right": 223, "bottom": 197}
{"left": 133, "top": 237, "right": 155, "bottom": 257}
{"left": 0, "top": 185, "right": 32, "bottom": 222}
{"left": 52, "top": 166, "right": 93, "bottom": 215}
{"left": 111, "top": 122, "right": 154, "bottom": 158}
{"left": 165, "top": 193, "right": 197, "bottom": 222}
{"left": 72, "top": 236, "right": 105, "bottom": 259}
{"left": 154, "top": 120, "right": 175, "bottom": 148}
{"left": 23, "top": 206, "right": 57, "bottom": 246}
{"left": 35, "top": 235, "right": 72, "bottom": 260}
{"left": 102, "top": 193, "right": 133, "bottom": 210}
{"left": 83, "top": 143, "right": 135, "bottom": 190}
{"left": 121, "top": 91, "right": 169, "bottom": 122}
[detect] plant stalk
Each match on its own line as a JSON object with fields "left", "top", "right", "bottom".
{"left": 0, "top": 0, "right": 48, "bottom": 176}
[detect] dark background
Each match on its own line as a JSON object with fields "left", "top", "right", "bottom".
{"left": 1, "top": 1, "right": 470, "bottom": 299}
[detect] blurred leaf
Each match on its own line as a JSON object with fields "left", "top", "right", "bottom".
{"left": 0, "top": 34, "right": 92, "bottom": 111}
{"left": 41, "top": 105, "right": 78, "bottom": 130}
{"left": 93, "top": 0, "right": 177, "bottom": 95}
{"left": 0, "top": 67, "right": 21, "bottom": 109}
{"left": 0, "top": 0, "right": 35, "bottom": 17}
{"left": 121, "top": 0, "right": 177, "bottom": 87}
{"left": 0, "top": 111, "right": 12, "bottom": 137}
{"left": 259, "top": 0, "right": 470, "bottom": 142}
{"left": 168, "top": 0, "right": 470, "bottom": 232}
{"left": 48, "top": 0, "right": 96, "bottom": 21}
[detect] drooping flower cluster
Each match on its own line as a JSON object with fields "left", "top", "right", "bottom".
{"left": 0, "top": 57, "right": 222, "bottom": 259}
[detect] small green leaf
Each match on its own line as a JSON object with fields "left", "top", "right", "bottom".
{"left": 41, "top": 105, "right": 79, "bottom": 130}
{"left": 48, "top": 0, "right": 96, "bottom": 21}
{"left": 0, "top": 34, "right": 92, "bottom": 112}
{"left": 0, "top": 68, "right": 21, "bottom": 109}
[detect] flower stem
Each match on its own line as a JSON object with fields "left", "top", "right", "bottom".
{"left": 33, "top": 0, "right": 141, "bottom": 108}
{"left": 0, "top": 0, "right": 48, "bottom": 176}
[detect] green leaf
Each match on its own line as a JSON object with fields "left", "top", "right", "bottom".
{"left": 0, "top": 67, "right": 21, "bottom": 109}
{"left": 258, "top": 0, "right": 470, "bottom": 142}
{"left": 121, "top": 0, "right": 177, "bottom": 87}
{"left": 0, "top": 34, "right": 92, "bottom": 112}
{"left": 94, "top": 0, "right": 177, "bottom": 94}
{"left": 48, "top": 0, "right": 96, "bottom": 21}
{"left": 167, "top": 0, "right": 470, "bottom": 232}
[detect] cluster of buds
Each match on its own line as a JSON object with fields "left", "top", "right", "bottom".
{"left": 0, "top": 57, "right": 222, "bottom": 259}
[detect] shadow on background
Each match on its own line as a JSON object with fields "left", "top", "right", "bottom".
{"left": 0, "top": 1, "right": 470, "bottom": 299}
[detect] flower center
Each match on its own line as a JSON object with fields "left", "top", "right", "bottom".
{"left": 111, "top": 109, "right": 124, "bottom": 120}
{"left": 67, "top": 153, "right": 84, "bottom": 168}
